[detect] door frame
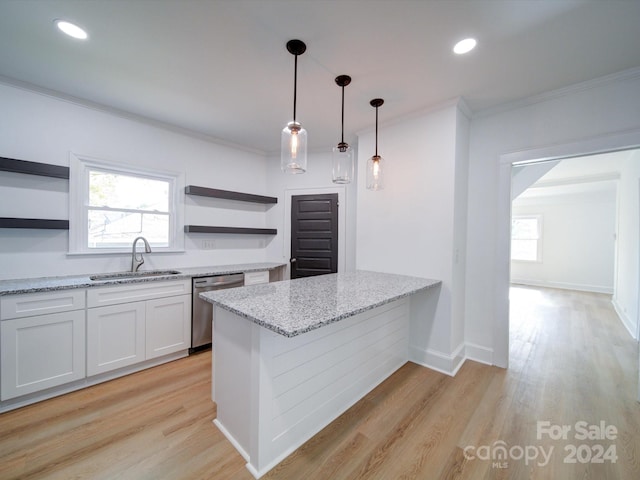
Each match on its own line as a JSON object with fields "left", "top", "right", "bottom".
{"left": 282, "top": 186, "right": 347, "bottom": 279}
{"left": 495, "top": 128, "right": 640, "bottom": 369}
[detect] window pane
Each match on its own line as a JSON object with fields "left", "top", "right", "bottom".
{"left": 88, "top": 210, "right": 169, "bottom": 248}
{"left": 511, "top": 239, "right": 538, "bottom": 261}
{"left": 89, "top": 170, "right": 169, "bottom": 212}
{"left": 512, "top": 218, "right": 539, "bottom": 239}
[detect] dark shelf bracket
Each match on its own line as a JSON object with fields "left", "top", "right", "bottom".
{"left": 185, "top": 185, "right": 277, "bottom": 204}
{"left": 184, "top": 225, "right": 277, "bottom": 235}
{"left": 0, "top": 218, "right": 70, "bottom": 230}
{"left": 0, "top": 157, "right": 70, "bottom": 179}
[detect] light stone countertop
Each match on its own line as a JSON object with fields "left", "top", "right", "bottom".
{"left": 200, "top": 270, "right": 441, "bottom": 337}
{"left": 0, "top": 262, "right": 286, "bottom": 296}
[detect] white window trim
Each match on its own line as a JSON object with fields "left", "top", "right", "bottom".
{"left": 511, "top": 214, "right": 543, "bottom": 263}
{"left": 68, "top": 152, "right": 184, "bottom": 255}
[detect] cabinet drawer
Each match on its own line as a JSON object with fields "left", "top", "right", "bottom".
{"left": 244, "top": 270, "right": 269, "bottom": 286}
{"left": 1, "top": 289, "right": 85, "bottom": 320}
{"left": 87, "top": 280, "right": 190, "bottom": 308}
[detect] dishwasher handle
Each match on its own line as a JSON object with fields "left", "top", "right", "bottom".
{"left": 194, "top": 275, "right": 244, "bottom": 288}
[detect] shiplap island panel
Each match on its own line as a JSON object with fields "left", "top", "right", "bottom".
{"left": 200, "top": 271, "right": 440, "bottom": 478}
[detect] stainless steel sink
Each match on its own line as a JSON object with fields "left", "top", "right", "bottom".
{"left": 90, "top": 270, "right": 182, "bottom": 281}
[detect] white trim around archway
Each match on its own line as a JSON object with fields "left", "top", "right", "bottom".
{"left": 494, "top": 128, "right": 640, "bottom": 369}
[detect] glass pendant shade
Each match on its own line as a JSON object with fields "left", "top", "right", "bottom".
{"left": 281, "top": 121, "right": 307, "bottom": 173}
{"left": 366, "top": 155, "right": 383, "bottom": 190}
{"left": 281, "top": 39, "right": 308, "bottom": 174}
{"left": 367, "top": 98, "right": 385, "bottom": 190}
{"left": 332, "top": 143, "right": 354, "bottom": 184}
{"left": 332, "top": 75, "right": 353, "bottom": 184}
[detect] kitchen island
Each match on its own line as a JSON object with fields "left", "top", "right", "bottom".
{"left": 200, "top": 270, "right": 440, "bottom": 478}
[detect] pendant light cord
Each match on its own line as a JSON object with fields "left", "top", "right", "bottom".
{"left": 293, "top": 54, "right": 298, "bottom": 122}
{"left": 375, "top": 105, "right": 379, "bottom": 157}
{"left": 341, "top": 85, "right": 345, "bottom": 144}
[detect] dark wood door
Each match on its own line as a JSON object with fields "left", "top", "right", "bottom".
{"left": 290, "top": 193, "right": 338, "bottom": 279}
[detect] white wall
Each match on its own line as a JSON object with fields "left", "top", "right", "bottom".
{"left": 613, "top": 150, "right": 640, "bottom": 339}
{"left": 511, "top": 189, "right": 617, "bottom": 294}
{"left": 466, "top": 68, "right": 640, "bottom": 366}
{"left": 265, "top": 150, "right": 358, "bottom": 277}
{"left": 0, "top": 82, "right": 270, "bottom": 279}
{"left": 452, "top": 108, "right": 470, "bottom": 359}
{"left": 355, "top": 100, "right": 470, "bottom": 374}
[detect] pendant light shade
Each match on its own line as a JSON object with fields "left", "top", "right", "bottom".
{"left": 366, "top": 98, "right": 384, "bottom": 190}
{"left": 281, "top": 39, "right": 308, "bottom": 174}
{"left": 332, "top": 75, "right": 354, "bottom": 184}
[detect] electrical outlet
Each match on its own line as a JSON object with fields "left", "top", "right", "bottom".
{"left": 202, "top": 240, "right": 216, "bottom": 249}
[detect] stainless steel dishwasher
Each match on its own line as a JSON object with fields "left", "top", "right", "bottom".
{"left": 191, "top": 273, "right": 244, "bottom": 352}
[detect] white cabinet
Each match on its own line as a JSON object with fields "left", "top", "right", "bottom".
{"left": 87, "top": 302, "right": 146, "bottom": 376}
{"left": 244, "top": 270, "right": 270, "bottom": 286}
{"left": 86, "top": 280, "right": 191, "bottom": 375}
{"left": 1, "top": 290, "right": 86, "bottom": 401}
{"left": 146, "top": 295, "right": 191, "bottom": 359}
{"left": 0, "top": 279, "right": 191, "bottom": 409}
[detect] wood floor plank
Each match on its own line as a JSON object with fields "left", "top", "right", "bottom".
{"left": 0, "top": 286, "right": 638, "bottom": 479}
{"left": 378, "top": 363, "right": 494, "bottom": 480}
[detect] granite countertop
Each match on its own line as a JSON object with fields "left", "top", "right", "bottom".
{"left": 200, "top": 270, "right": 441, "bottom": 337}
{"left": 0, "top": 262, "right": 286, "bottom": 296}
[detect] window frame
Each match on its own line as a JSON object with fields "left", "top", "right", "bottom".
{"left": 511, "top": 214, "right": 543, "bottom": 263}
{"left": 69, "top": 152, "right": 184, "bottom": 255}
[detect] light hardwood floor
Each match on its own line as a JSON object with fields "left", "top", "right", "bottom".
{"left": 0, "top": 286, "right": 638, "bottom": 479}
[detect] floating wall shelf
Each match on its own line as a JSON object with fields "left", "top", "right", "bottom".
{"left": 0, "top": 157, "right": 70, "bottom": 230}
{"left": 185, "top": 185, "right": 277, "bottom": 205}
{"left": 0, "top": 156, "right": 70, "bottom": 179}
{"left": 0, "top": 218, "right": 70, "bottom": 230}
{"left": 184, "top": 225, "right": 277, "bottom": 235}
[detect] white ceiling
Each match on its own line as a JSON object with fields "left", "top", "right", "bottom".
{"left": 1, "top": 0, "right": 639, "bottom": 155}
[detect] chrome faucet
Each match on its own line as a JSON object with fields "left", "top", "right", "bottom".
{"left": 131, "top": 236, "right": 152, "bottom": 272}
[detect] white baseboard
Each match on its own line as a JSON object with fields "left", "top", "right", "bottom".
{"left": 410, "top": 341, "right": 498, "bottom": 376}
{"left": 511, "top": 278, "right": 613, "bottom": 294}
{"left": 213, "top": 419, "right": 250, "bottom": 463}
{"left": 612, "top": 298, "right": 638, "bottom": 340}
{"left": 410, "top": 343, "right": 466, "bottom": 376}
{"left": 465, "top": 342, "right": 494, "bottom": 365}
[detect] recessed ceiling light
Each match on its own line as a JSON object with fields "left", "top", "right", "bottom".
{"left": 453, "top": 38, "right": 476, "bottom": 55}
{"left": 55, "top": 20, "right": 88, "bottom": 40}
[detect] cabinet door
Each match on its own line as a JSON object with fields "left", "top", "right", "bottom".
{"left": 87, "top": 302, "right": 146, "bottom": 376}
{"left": 1, "top": 311, "right": 85, "bottom": 400}
{"left": 146, "top": 295, "right": 191, "bottom": 359}
{"left": 244, "top": 270, "right": 270, "bottom": 286}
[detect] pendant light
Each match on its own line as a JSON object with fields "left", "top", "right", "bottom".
{"left": 332, "top": 75, "right": 354, "bottom": 184}
{"left": 366, "top": 98, "right": 384, "bottom": 190}
{"left": 281, "top": 39, "right": 308, "bottom": 174}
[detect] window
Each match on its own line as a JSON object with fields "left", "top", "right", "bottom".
{"left": 69, "top": 153, "right": 184, "bottom": 253}
{"left": 511, "top": 215, "right": 542, "bottom": 262}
